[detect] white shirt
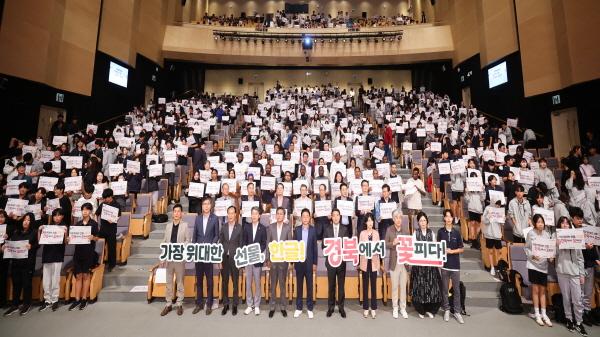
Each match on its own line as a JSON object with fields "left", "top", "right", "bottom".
{"left": 202, "top": 214, "right": 209, "bottom": 235}
{"left": 228, "top": 223, "right": 235, "bottom": 239}
{"left": 252, "top": 223, "right": 259, "bottom": 241}
{"left": 276, "top": 223, "right": 283, "bottom": 241}
{"left": 333, "top": 223, "right": 339, "bottom": 238}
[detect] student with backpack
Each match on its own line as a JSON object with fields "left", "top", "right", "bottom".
{"left": 525, "top": 214, "right": 553, "bottom": 327}
{"left": 437, "top": 209, "right": 465, "bottom": 324}
{"left": 555, "top": 216, "right": 587, "bottom": 336}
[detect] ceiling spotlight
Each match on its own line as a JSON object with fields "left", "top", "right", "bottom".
{"left": 261, "top": 39, "right": 265, "bottom": 44}
{"left": 214, "top": 36, "right": 218, "bottom": 40}
{"left": 321, "top": 38, "right": 325, "bottom": 43}
{"left": 382, "top": 37, "right": 386, "bottom": 42}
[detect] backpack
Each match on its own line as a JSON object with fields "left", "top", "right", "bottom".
{"left": 499, "top": 270, "right": 523, "bottom": 314}
{"left": 552, "top": 293, "right": 566, "bottom": 323}
{"left": 496, "top": 259, "right": 510, "bottom": 282}
{"left": 449, "top": 281, "right": 467, "bottom": 315}
{"left": 152, "top": 214, "right": 168, "bottom": 223}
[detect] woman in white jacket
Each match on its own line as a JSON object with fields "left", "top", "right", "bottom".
{"left": 565, "top": 170, "right": 598, "bottom": 226}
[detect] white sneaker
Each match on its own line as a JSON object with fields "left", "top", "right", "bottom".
{"left": 371, "top": 310, "right": 377, "bottom": 319}
{"left": 254, "top": 307, "right": 260, "bottom": 316}
{"left": 454, "top": 313, "right": 465, "bottom": 324}
{"left": 307, "top": 310, "right": 314, "bottom": 319}
{"left": 392, "top": 308, "right": 399, "bottom": 319}
{"left": 363, "top": 310, "right": 369, "bottom": 318}
{"left": 418, "top": 313, "right": 425, "bottom": 319}
{"left": 426, "top": 312, "right": 434, "bottom": 319}
{"left": 535, "top": 315, "right": 545, "bottom": 326}
{"left": 542, "top": 315, "right": 552, "bottom": 327}
{"left": 490, "top": 267, "right": 496, "bottom": 276}
{"left": 400, "top": 309, "right": 408, "bottom": 319}
{"left": 244, "top": 307, "right": 253, "bottom": 315}
{"left": 294, "top": 310, "right": 302, "bottom": 318}
{"left": 444, "top": 310, "right": 450, "bottom": 322}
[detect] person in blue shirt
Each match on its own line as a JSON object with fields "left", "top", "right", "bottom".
{"left": 437, "top": 209, "right": 465, "bottom": 324}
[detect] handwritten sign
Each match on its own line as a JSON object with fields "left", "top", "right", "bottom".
{"left": 69, "top": 226, "right": 92, "bottom": 245}
{"left": 314, "top": 200, "right": 332, "bottom": 217}
{"left": 38, "top": 176, "right": 59, "bottom": 192}
{"left": 100, "top": 204, "right": 120, "bottom": 223}
{"left": 108, "top": 164, "right": 123, "bottom": 177}
{"left": 110, "top": 181, "right": 127, "bottom": 196}
{"left": 531, "top": 238, "right": 556, "bottom": 259}
{"left": 583, "top": 225, "right": 600, "bottom": 245}
{"left": 39, "top": 226, "right": 66, "bottom": 245}
{"left": 64, "top": 176, "right": 82, "bottom": 192}
{"left": 5, "top": 199, "right": 29, "bottom": 217}
{"left": 534, "top": 208, "right": 555, "bottom": 227}
{"left": 379, "top": 202, "right": 397, "bottom": 219}
{"left": 188, "top": 182, "right": 205, "bottom": 198}
{"left": 556, "top": 228, "right": 585, "bottom": 249}
{"left": 126, "top": 161, "right": 140, "bottom": 174}
{"left": 438, "top": 162, "right": 451, "bottom": 175}
{"left": 3, "top": 240, "right": 29, "bottom": 259}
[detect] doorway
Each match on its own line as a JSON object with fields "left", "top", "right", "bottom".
{"left": 145, "top": 85, "right": 155, "bottom": 107}
{"left": 38, "top": 105, "right": 66, "bottom": 141}
{"left": 551, "top": 108, "right": 579, "bottom": 158}
{"left": 247, "top": 82, "right": 264, "bottom": 100}
{"left": 461, "top": 86, "right": 471, "bottom": 106}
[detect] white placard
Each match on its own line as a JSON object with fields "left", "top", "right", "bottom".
{"left": 431, "top": 142, "right": 442, "bottom": 152}
{"left": 489, "top": 190, "right": 506, "bottom": 206}
{"left": 64, "top": 176, "right": 82, "bottom": 192}
{"left": 587, "top": 177, "right": 600, "bottom": 191}
{"left": 438, "top": 162, "right": 451, "bottom": 175}
{"left": 38, "top": 176, "right": 59, "bottom": 192}
{"left": 110, "top": 181, "right": 127, "bottom": 196}
{"left": 108, "top": 164, "right": 123, "bottom": 177}
{"left": 188, "top": 182, "right": 205, "bottom": 198}
{"left": 205, "top": 181, "right": 221, "bottom": 195}
{"left": 214, "top": 199, "right": 232, "bottom": 217}
{"left": 357, "top": 195, "right": 374, "bottom": 212}
{"left": 261, "top": 176, "right": 276, "bottom": 191}
{"left": 556, "top": 228, "right": 585, "bottom": 249}
{"left": 52, "top": 136, "right": 68, "bottom": 146}
{"left": 466, "top": 177, "right": 484, "bottom": 192}
{"left": 583, "top": 225, "right": 600, "bottom": 245}
{"left": 63, "top": 156, "right": 83, "bottom": 169}
{"left": 126, "top": 161, "right": 140, "bottom": 174}
{"left": 3, "top": 240, "right": 29, "bottom": 259}
{"left": 100, "top": 204, "right": 120, "bottom": 223}
{"left": 5, "top": 199, "right": 29, "bottom": 217}
{"left": 372, "top": 147, "right": 385, "bottom": 161}
{"left": 532, "top": 238, "right": 557, "bottom": 259}
{"left": 314, "top": 200, "right": 332, "bottom": 217}
{"left": 387, "top": 177, "right": 403, "bottom": 192}
{"left": 0, "top": 225, "right": 5, "bottom": 244}
{"left": 487, "top": 207, "right": 506, "bottom": 223}
{"left": 148, "top": 164, "right": 162, "bottom": 177}
{"left": 518, "top": 170, "right": 534, "bottom": 185}
{"left": 533, "top": 208, "right": 555, "bottom": 227}
{"left": 337, "top": 200, "right": 354, "bottom": 217}
{"left": 163, "top": 150, "right": 177, "bottom": 162}
{"left": 25, "top": 204, "right": 42, "bottom": 221}
{"left": 39, "top": 225, "right": 66, "bottom": 245}
{"left": 242, "top": 201, "right": 259, "bottom": 218}
{"left": 86, "top": 124, "right": 98, "bottom": 135}
{"left": 380, "top": 202, "right": 397, "bottom": 219}
{"left": 451, "top": 160, "right": 466, "bottom": 174}
{"left": 293, "top": 198, "right": 312, "bottom": 217}
{"left": 5, "top": 180, "right": 24, "bottom": 195}
{"left": 69, "top": 226, "right": 92, "bottom": 245}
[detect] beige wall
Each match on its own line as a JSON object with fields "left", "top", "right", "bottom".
{"left": 516, "top": 0, "right": 600, "bottom": 97}
{"left": 434, "top": 0, "right": 518, "bottom": 67}
{"left": 98, "top": 0, "right": 167, "bottom": 67}
{"left": 204, "top": 68, "right": 411, "bottom": 98}
{"left": 0, "top": 0, "right": 101, "bottom": 96}
{"left": 163, "top": 24, "right": 454, "bottom": 66}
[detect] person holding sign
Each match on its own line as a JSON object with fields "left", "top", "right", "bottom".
{"left": 410, "top": 212, "right": 442, "bottom": 319}
{"left": 438, "top": 210, "right": 465, "bottom": 324}
{"left": 160, "top": 204, "right": 192, "bottom": 317}
{"left": 334, "top": 183, "right": 354, "bottom": 237}
{"left": 0, "top": 210, "right": 12, "bottom": 309}
{"left": 437, "top": 150, "right": 451, "bottom": 206}
{"left": 555, "top": 216, "right": 587, "bottom": 335}
{"left": 355, "top": 180, "right": 372, "bottom": 233}
{"left": 242, "top": 207, "right": 267, "bottom": 316}
{"left": 322, "top": 209, "right": 349, "bottom": 318}
{"left": 293, "top": 208, "right": 318, "bottom": 319}
{"left": 384, "top": 209, "right": 410, "bottom": 319}
{"left": 313, "top": 184, "right": 331, "bottom": 240}
{"left": 192, "top": 197, "right": 219, "bottom": 316}
{"left": 96, "top": 189, "right": 121, "bottom": 272}
{"left": 241, "top": 183, "right": 262, "bottom": 228}
{"left": 266, "top": 207, "right": 293, "bottom": 318}
{"left": 3, "top": 213, "right": 38, "bottom": 316}
{"left": 465, "top": 169, "right": 485, "bottom": 246}
{"left": 571, "top": 208, "right": 600, "bottom": 327}
{"left": 508, "top": 185, "right": 533, "bottom": 244}
{"left": 404, "top": 167, "right": 427, "bottom": 234}
{"left": 359, "top": 214, "right": 382, "bottom": 319}
{"left": 375, "top": 184, "right": 395, "bottom": 240}
{"left": 219, "top": 206, "right": 243, "bottom": 316}
{"left": 525, "top": 214, "right": 554, "bottom": 327}
{"left": 482, "top": 200, "right": 504, "bottom": 276}
{"left": 68, "top": 203, "right": 99, "bottom": 311}
{"left": 271, "top": 183, "right": 292, "bottom": 217}
{"left": 565, "top": 170, "right": 598, "bottom": 227}
{"left": 484, "top": 175, "right": 504, "bottom": 207}
{"left": 38, "top": 208, "right": 67, "bottom": 312}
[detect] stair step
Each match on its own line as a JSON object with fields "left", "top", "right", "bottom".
{"left": 103, "top": 265, "right": 152, "bottom": 286}
{"left": 127, "top": 253, "right": 160, "bottom": 265}
{"left": 99, "top": 285, "right": 148, "bottom": 302}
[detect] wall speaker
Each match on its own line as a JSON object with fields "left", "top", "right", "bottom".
{"left": 238, "top": 78, "right": 243, "bottom": 85}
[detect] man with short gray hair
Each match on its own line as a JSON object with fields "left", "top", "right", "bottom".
{"left": 384, "top": 208, "right": 409, "bottom": 319}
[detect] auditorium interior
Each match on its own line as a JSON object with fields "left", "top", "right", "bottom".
{"left": 0, "top": 1, "right": 599, "bottom": 336}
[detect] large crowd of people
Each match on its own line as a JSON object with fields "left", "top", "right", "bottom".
{"left": 0, "top": 84, "right": 598, "bottom": 336}
{"left": 200, "top": 10, "right": 421, "bottom": 29}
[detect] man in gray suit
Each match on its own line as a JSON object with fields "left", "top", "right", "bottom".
{"left": 219, "top": 205, "right": 242, "bottom": 316}
{"left": 267, "top": 207, "right": 292, "bottom": 318}
{"left": 160, "top": 204, "right": 191, "bottom": 316}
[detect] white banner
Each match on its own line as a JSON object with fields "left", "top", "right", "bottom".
{"left": 556, "top": 228, "right": 585, "bottom": 249}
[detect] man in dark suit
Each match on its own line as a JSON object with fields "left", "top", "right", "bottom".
{"left": 334, "top": 183, "right": 354, "bottom": 237}
{"left": 192, "top": 143, "right": 207, "bottom": 172}
{"left": 266, "top": 207, "right": 292, "bottom": 318}
{"left": 219, "top": 205, "right": 243, "bottom": 316}
{"left": 192, "top": 197, "right": 219, "bottom": 315}
{"left": 270, "top": 183, "right": 292, "bottom": 215}
{"left": 242, "top": 207, "right": 267, "bottom": 316}
{"left": 293, "top": 208, "right": 318, "bottom": 319}
{"left": 322, "top": 208, "right": 349, "bottom": 318}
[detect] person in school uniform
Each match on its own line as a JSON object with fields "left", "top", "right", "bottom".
{"left": 95, "top": 189, "right": 121, "bottom": 272}
{"left": 507, "top": 184, "right": 532, "bottom": 244}
{"left": 525, "top": 214, "right": 554, "bottom": 327}
{"left": 3, "top": 213, "right": 38, "bottom": 316}
{"left": 38, "top": 208, "right": 68, "bottom": 312}
{"left": 437, "top": 209, "right": 465, "bottom": 324}
{"left": 68, "top": 203, "right": 99, "bottom": 311}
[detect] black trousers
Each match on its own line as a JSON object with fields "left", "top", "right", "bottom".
{"left": 12, "top": 265, "right": 33, "bottom": 306}
{"left": 0, "top": 258, "right": 9, "bottom": 305}
{"left": 361, "top": 262, "right": 377, "bottom": 310}
{"left": 99, "top": 225, "right": 117, "bottom": 268}
{"left": 221, "top": 255, "right": 239, "bottom": 306}
{"left": 327, "top": 264, "right": 346, "bottom": 309}
{"left": 195, "top": 262, "right": 213, "bottom": 305}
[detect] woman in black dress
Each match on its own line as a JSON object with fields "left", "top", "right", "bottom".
{"left": 410, "top": 211, "right": 442, "bottom": 318}
{"left": 68, "top": 203, "right": 99, "bottom": 310}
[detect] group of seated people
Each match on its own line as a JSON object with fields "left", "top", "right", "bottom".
{"left": 0, "top": 84, "right": 597, "bottom": 335}
{"left": 200, "top": 10, "right": 419, "bottom": 29}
